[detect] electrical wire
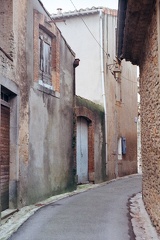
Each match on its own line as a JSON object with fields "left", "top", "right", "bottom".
{"left": 69, "top": 0, "right": 137, "bottom": 85}
{"left": 69, "top": 0, "right": 109, "bottom": 56}
{"left": 121, "top": 75, "right": 137, "bottom": 84}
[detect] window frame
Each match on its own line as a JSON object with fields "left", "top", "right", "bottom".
{"left": 39, "top": 28, "right": 52, "bottom": 87}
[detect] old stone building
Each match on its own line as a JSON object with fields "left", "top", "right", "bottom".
{"left": 52, "top": 7, "right": 138, "bottom": 181}
{"left": 0, "top": 0, "right": 76, "bottom": 217}
{"left": 117, "top": 0, "right": 160, "bottom": 233}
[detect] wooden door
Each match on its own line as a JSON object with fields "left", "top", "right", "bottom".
{"left": 0, "top": 105, "right": 10, "bottom": 211}
{"left": 76, "top": 117, "right": 88, "bottom": 184}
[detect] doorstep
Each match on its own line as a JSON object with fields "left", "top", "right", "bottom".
{"left": 1, "top": 209, "right": 18, "bottom": 220}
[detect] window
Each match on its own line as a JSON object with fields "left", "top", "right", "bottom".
{"left": 39, "top": 28, "right": 52, "bottom": 87}
{"left": 118, "top": 137, "right": 122, "bottom": 160}
{"left": 116, "top": 78, "right": 122, "bottom": 102}
{"left": 1, "top": 86, "right": 15, "bottom": 102}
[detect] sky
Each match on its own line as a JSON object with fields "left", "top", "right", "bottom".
{"left": 41, "top": 0, "right": 118, "bottom": 14}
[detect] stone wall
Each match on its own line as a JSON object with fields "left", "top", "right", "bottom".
{"left": 139, "top": 4, "right": 160, "bottom": 233}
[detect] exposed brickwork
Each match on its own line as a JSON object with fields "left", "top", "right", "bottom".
{"left": 0, "top": 49, "right": 14, "bottom": 80}
{"left": 0, "top": 0, "right": 14, "bottom": 57}
{"left": 139, "top": 4, "right": 160, "bottom": 233}
{"left": 88, "top": 124, "right": 94, "bottom": 180}
{"left": 33, "top": 10, "right": 60, "bottom": 92}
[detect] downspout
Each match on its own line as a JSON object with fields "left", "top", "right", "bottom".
{"left": 99, "top": 10, "right": 108, "bottom": 177}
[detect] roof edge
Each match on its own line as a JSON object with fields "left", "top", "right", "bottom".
{"left": 52, "top": 7, "right": 117, "bottom": 19}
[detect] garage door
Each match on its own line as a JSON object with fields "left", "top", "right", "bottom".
{"left": 0, "top": 105, "right": 10, "bottom": 211}
{"left": 76, "top": 117, "right": 88, "bottom": 184}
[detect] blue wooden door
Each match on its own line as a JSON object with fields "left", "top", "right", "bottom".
{"left": 76, "top": 117, "right": 88, "bottom": 184}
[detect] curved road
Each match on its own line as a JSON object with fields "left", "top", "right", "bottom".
{"left": 9, "top": 175, "right": 142, "bottom": 240}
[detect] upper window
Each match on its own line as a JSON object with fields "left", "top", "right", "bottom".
{"left": 39, "top": 28, "right": 52, "bottom": 87}
{"left": 115, "top": 78, "right": 122, "bottom": 102}
{"left": 34, "top": 10, "right": 60, "bottom": 93}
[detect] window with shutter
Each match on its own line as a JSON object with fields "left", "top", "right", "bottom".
{"left": 39, "top": 28, "right": 52, "bottom": 87}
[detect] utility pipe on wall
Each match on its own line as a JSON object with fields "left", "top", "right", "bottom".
{"left": 99, "top": 10, "right": 108, "bottom": 177}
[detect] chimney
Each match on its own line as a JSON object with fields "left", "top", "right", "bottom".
{"left": 57, "top": 8, "right": 62, "bottom": 14}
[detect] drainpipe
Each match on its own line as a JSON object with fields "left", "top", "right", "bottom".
{"left": 0, "top": 85, "right": 1, "bottom": 223}
{"left": 99, "top": 10, "right": 108, "bottom": 177}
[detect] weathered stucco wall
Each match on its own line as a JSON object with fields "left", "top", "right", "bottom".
{"left": 106, "top": 60, "right": 137, "bottom": 179}
{"left": 139, "top": 3, "right": 160, "bottom": 233}
{"left": 27, "top": 36, "right": 75, "bottom": 204}
{"left": 0, "top": 0, "right": 76, "bottom": 210}
{"left": 106, "top": 12, "right": 137, "bottom": 180}
{"left": 20, "top": 0, "right": 75, "bottom": 206}
{"left": 117, "top": 61, "right": 137, "bottom": 176}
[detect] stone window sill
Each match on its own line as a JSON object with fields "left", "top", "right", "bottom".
{"left": 35, "top": 82, "right": 60, "bottom": 99}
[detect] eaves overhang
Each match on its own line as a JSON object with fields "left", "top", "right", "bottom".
{"left": 117, "top": 0, "right": 156, "bottom": 65}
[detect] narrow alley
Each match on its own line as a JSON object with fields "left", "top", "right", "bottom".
{"left": 9, "top": 175, "right": 141, "bottom": 240}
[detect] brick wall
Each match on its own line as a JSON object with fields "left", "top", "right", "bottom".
{"left": 139, "top": 4, "right": 160, "bottom": 233}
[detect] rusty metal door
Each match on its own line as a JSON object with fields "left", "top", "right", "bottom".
{"left": 76, "top": 117, "right": 88, "bottom": 184}
{"left": 0, "top": 104, "right": 10, "bottom": 211}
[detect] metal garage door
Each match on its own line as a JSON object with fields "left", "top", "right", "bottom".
{"left": 76, "top": 117, "right": 88, "bottom": 184}
{"left": 0, "top": 104, "right": 10, "bottom": 211}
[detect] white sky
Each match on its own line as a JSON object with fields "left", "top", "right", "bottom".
{"left": 41, "top": 0, "right": 118, "bottom": 14}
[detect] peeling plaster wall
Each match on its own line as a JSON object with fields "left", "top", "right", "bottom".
{"left": 20, "top": 0, "right": 75, "bottom": 206}
{"left": 0, "top": 0, "right": 75, "bottom": 209}
{"left": 27, "top": 38, "right": 75, "bottom": 204}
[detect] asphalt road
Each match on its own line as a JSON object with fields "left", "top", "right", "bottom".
{"left": 9, "top": 175, "right": 142, "bottom": 240}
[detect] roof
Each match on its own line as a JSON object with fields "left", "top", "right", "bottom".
{"left": 52, "top": 7, "right": 117, "bottom": 19}
{"left": 117, "top": 0, "right": 156, "bottom": 65}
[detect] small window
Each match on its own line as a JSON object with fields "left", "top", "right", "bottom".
{"left": 116, "top": 78, "right": 122, "bottom": 102}
{"left": 118, "top": 137, "right": 122, "bottom": 160}
{"left": 39, "top": 29, "right": 52, "bottom": 87}
{"left": 1, "top": 86, "right": 16, "bottom": 102}
{"left": 39, "top": 38, "right": 51, "bottom": 75}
